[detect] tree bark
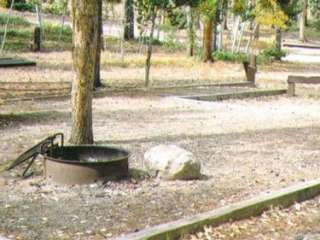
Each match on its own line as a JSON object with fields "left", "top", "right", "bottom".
{"left": 70, "top": 0, "right": 99, "bottom": 144}
{"left": 299, "top": 0, "right": 307, "bottom": 42}
{"left": 187, "top": 6, "right": 195, "bottom": 56}
{"left": 202, "top": 17, "right": 214, "bottom": 62}
{"left": 145, "top": 9, "right": 157, "bottom": 88}
{"left": 222, "top": 0, "right": 228, "bottom": 30}
{"left": 253, "top": 23, "right": 259, "bottom": 40}
{"left": 275, "top": 27, "right": 282, "bottom": 60}
{"left": 94, "top": 0, "right": 103, "bottom": 89}
{"left": 124, "top": 0, "right": 134, "bottom": 40}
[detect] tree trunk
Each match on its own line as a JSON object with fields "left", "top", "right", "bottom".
{"left": 275, "top": 27, "right": 282, "bottom": 60}
{"left": 299, "top": 0, "right": 307, "bottom": 42}
{"left": 187, "top": 6, "right": 195, "bottom": 56}
{"left": 202, "top": 17, "right": 214, "bottom": 62}
{"left": 222, "top": 0, "right": 228, "bottom": 30}
{"left": 254, "top": 23, "right": 259, "bottom": 40}
{"left": 124, "top": 0, "right": 134, "bottom": 40}
{"left": 145, "top": 9, "right": 157, "bottom": 88}
{"left": 94, "top": 0, "right": 103, "bottom": 89}
{"left": 70, "top": 0, "right": 99, "bottom": 144}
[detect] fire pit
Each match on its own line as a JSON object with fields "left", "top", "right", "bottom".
{"left": 7, "top": 133, "right": 129, "bottom": 185}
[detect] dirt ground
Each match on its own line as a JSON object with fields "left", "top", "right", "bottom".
{"left": 186, "top": 195, "right": 320, "bottom": 240}
{"left": 1, "top": 93, "right": 320, "bottom": 239}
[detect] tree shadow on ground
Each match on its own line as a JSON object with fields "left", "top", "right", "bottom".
{"left": 0, "top": 111, "right": 69, "bottom": 129}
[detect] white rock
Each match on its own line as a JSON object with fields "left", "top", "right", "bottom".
{"left": 144, "top": 145, "right": 201, "bottom": 180}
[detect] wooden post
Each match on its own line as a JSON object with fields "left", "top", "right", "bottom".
{"left": 33, "top": 26, "right": 41, "bottom": 52}
{"left": 288, "top": 82, "right": 295, "bottom": 96}
{"left": 244, "top": 54, "right": 257, "bottom": 84}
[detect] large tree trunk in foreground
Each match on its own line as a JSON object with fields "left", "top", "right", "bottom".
{"left": 94, "top": 0, "right": 103, "bottom": 89}
{"left": 202, "top": 17, "right": 214, "bottom": 62}
{"left": 70, "top": 0, "right": 99, "bottom": 144}
{"left": 124, "top": 0, "right": 134, "bottom": 40}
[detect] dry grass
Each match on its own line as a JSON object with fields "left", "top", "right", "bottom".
{"left": 0, "top": 51, "right": 247, "bottom": 88}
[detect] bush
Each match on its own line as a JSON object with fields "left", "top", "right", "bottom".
{"left": 213, "top": 51, "right": 248, "bottom": 62}
{"left": 12, "top": 2, "right": 34, "bottom": 11}
{"left": 136, "top": 36, "right": 162, "bottom": 45}
{"left": 260, "top": 46, "right": 287, "bottom": 60}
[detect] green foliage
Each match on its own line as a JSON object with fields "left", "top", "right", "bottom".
{"left": 136, "top": 36, "right": 162, "bottom": 45}
{"left": 309, "top": 0, "right": 320, "bottom": 17}
{"left": 260, "top": 46, "right": 287, "bottom": 60}
{"left": 213, "top": 51, "right": 248, "bottom": 62}
{"left": 0, "top": 28, "right": 31, "bottom": 38}
{"left": 198, "top": 0, "right": 217, "bottom": 19}
{"left": 310, "top": 19, "right": 320, "bottom": 30}
{"left": 232, "top": 0, "right": 246, "bottom": 15}
{"left": 43, "top": 22, "right": 72, "bottom": 42}
{"left": 42, "top": 0, "right": 68, "bottom": 15}
{"left": 12, "top": 2, "right": 34, "bottom": 11}
{"left": 254, "top": 0, "right": 288, "bottom": 29}
{"left": 0, "top": 0, "right": 8, "bottom": 7}
{"left": 167, "top": 8, "right": 187, "bottom": 29}
{"left": 0, "top": 13, "right": 31, "bottom": 26}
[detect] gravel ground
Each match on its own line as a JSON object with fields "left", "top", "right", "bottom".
{"left": 1, "top": 94, "right": 320, "bottom": 239}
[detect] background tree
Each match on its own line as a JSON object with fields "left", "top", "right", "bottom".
{"left": 124, "top": 0, "right": 135, "bottom": 40}
{"left": 136, "top": 0, "right": 172, "bottom": 88}
{"left": 94, "top": 0, "right": 103, "bottom": 89}
{"left": 254, "top": 0, "right": 288, "bottom": 58}
{"left": 70, "top": 0, "right": 99, "bottom": 144}
{"left": 199, "top": 0, "right": 218, "bottom": 62}
{"left": 299, "top": 0, "right": 308, "bottom": 42}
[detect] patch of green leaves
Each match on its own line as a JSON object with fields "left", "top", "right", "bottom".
{"left": 213, "top": 51, "right": 248, "bottom": 62}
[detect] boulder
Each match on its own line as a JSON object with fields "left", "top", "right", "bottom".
{"left": 144, "top": 145, "right": 201, "bottom": 180}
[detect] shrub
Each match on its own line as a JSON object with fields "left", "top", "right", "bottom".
{"left": 136, "top": 36, "right": 162, "bottom": 45}
{"left": 12, "top": 2, "right": 34, "bottom": 11}
{"left": 260, "top": 46, "right": 287, "bottom": 60}
{"left": 213, "top": 51, "right": 248, "bottom": 62}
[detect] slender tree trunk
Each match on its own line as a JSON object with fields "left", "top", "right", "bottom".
{"left": 254, "top": 23, "right": 259, "bottom": 40}
{"left": 187, "top": 6, "right": 195, "bottom": 56}
{"left": 124, "top": 0, "right": 134, "bottom": 40}
{"left": 218, "top": 24, "right": 224, "bottom": 50}
{"left": 145, "top": 9, "right": 157, "bottom": 88}
{"left": 299, "top": 0, "right": 307, "bottom": 42}
{"left": 222, "top": 0, "right": 228, "bottom": 30}
{"left": 70, "top": 0, "right": 99, "bottom": 144}
{"left": 202, "top": 17, "right": 214, "bottom": 62}
{"left": 94, "top": 0, "right": 103, "bottom": 89}
{"left": 275, "top": 27, "right": 282, "bottom": 60}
